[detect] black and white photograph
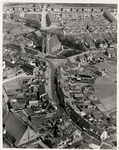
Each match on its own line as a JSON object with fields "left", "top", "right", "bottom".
{"left": 2, "top": 2, "right": 117, "bottom": 149}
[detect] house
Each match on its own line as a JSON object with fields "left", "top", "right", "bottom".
{"left": 108, "top": 32, "right": 117, "bottom": 43}
{"left": 46, "top": 11, "right": 59, "bottom": 27}
{"left": 101, "top": 32, "right": 113, "bottom": 44}
{"left": 38, "top": 84, "right": 46, "bottom": 99}
{"left": 65, "top": 59, "right": 74, "bottom": 68}
{"left": 91, "top": 33, "right": 104, "bottom": 48}
{"left": 3, "top": 61, "right": 22, "bottom": 79}
{"left": 21, "top": 64, "right": 35, "bottom": 75}
{"left": 35, "top": 30, "right": 42, "bottom": 37}
{"left": 73, "top": 93, "right": 84, "bottom": 100}
{"left": 3, "top": 112, "right": 39, "bottom": 147}
{"left": 88, "top": 125, "right": 108, "bottom": 141}
{"left": 95, "top": 53, "right": 108, "bottom": 61}
{"left": 24, "top": 13, "right": 41, "bottom": 22}
{"left": 106, "top": 48, "right": 116, "bottom": 58}
{"left": 78, "top": 54, "right": 87, "bottom": 62}
{"left": 48, "top": 35, "right": 61, "bottom": 53}
{"left": 65, "top": 103, "right": 90, "bottom": 129}
{"left": 3, "top": 44, "right": 22, "bottom": 53}
{"left": 2, "top": 86, "right": 9, "bottom": 110}
{"left": 103, "top": 10, "right": 117, "bottom": 23}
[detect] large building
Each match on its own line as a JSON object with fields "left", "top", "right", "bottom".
{"left": 47, "top": 34, "right": 61, "bottom": 53}
{"left": 3, "top": 112, "right": 39, "bottom": 147}
{"left": 46, "top": 11, "right": 59, "bottom": 27}
{"left": 103, "top": 10, "right": 117, "bottom": 24}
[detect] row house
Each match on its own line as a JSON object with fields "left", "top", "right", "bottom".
{"left": 6, "top": 5, "right": 42, "bottom": 13}
{"left": 83, "top": 33, "right": 96, "bottom": 50}
{"left": 49, "top": 5, "right": 105, "bottom": 13}
{"left": 65, "top": 103, "right": 108, "bottom": 141}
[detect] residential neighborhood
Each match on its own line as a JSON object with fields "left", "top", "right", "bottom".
{"left": 3, "top": 2, "right": 117, "bottom": 149}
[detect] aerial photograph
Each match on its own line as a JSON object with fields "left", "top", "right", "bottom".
{"left": 2, "top": 2, "right": 117, "bottom": 149}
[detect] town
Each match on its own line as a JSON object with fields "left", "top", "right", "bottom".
{"left": 3, "top": 3, "right": 117, "bottom": 149}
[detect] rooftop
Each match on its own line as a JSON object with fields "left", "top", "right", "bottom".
{"left": 49, "top": 35, "right": 61, "bottom": 51}
{"left": 4, "top": 112, "right": 27, "bottom": 145}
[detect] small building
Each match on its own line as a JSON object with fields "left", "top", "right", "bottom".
{"left": 101, "top": 32, "right": 113, "bottom": 44}
{"left": 21, "top": 64, "right": 35, "bottom": 75}
{"left": 10, "top": 99, "right": 27, "bottom": 110}
{"left": 73, "top": 93, "right": 84, "bottom": 100}
{"left": 95, "top": 53, "right": 108, "bottom": 61}
{"left": 24, "top": 13, "right": 41, "bottom": 22}
{"left": 106, "top": 48, "right": 116, "bottom": 58}
{"left": 35, "top": 30, "right": 42, "bottom": 37}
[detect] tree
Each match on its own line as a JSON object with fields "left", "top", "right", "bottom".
{"left": 76, "top": 56, "right": 81, "bottom": 62}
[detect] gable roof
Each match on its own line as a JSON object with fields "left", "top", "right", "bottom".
{"left": 47, "top": 11, "right": 56, "bottom": 23}
{"left": 3, "top": 44, "right": 22, "bottom": 52}
{"left": 49, "top": 35, "right": 60, "bottom": 51}
{"left": 107, "top": 48, "right": 116, "bottom": 55}
{"left": 39, "top": 84, "right": 46, "bottom": 96}
{"left": 4, "top": 112, "right": 27, "bottom": 145}
{"left": 5, "top": 60, "right": 17, "bottom": 68}
{"left": 65, "top": 59, "right": 74, "bottom": 68}
{"left": 90, "top": 124, "right": 104, "bottom": 135}
{"left": 66, "top": 103, "right": 90, "bottom": 129}
{"left": 35, "top": 30, "right": 41, "bottom": 37}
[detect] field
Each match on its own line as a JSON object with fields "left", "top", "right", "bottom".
{"left": 94, "top": 75, "right": 116, "bottom": 114}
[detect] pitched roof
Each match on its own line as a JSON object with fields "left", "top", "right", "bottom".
{"left": 4, "top": 112, "right": 27, "bottom": 145}
{"left": 47, "top": 11, "right": 56, "bottom": 23}
{"left": 39, "top": 84, "right": 46, "bottom": 96}
{"left": 49, "top": 35, "right": 60, "bottom": 51}
{"left": 104, "top": 10, "right": 117, "bottom": 23}
{"left": 3, "top": 44, "right": 22, "bottom": 52}
{"left": 95, "top": 53, "right": 108, "bottom": 59}
{"left": 24, "top": 13, "right": 41, "bottom": 21}
{"left": 5, "top": 60, "right": 17, "bottom": 68}
{"left": 35, "top": 30, "right": 41, "bottom": 37}
{"left": 90, "top": 124, "right": 104, "bottom": 135}
{"left": 65, "top": 59, "right": 74, "bottom": 68}
{"left": 101, "top": 32, "right": 112, "bottom": 42}
{"left": 66, "top": 103, "right": 90, "bottom": 129}
{"left": 107, "top": 48, "right": 116, "bottom": 55}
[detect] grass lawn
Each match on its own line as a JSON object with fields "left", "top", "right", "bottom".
{"left": 3, "top": 79, "right": 21, "bottom": 92}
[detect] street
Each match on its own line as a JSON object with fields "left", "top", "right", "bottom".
{"left": 41, "top": 5, "right": 47, "bottom": 30}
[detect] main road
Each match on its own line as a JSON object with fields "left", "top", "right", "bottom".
{"left": 36, "top": 55, "right": 59, "bottom": 104}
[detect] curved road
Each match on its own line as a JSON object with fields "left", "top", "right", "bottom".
{"left": 36, "top": 56, "right": 59, "bottom": 104}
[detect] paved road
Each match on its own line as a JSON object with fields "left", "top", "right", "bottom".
{"left": 3, "top": 73, "right": 34, "bottom": 84}
{"left": 37, "top": 56, "right": 59, "bottom": 104}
